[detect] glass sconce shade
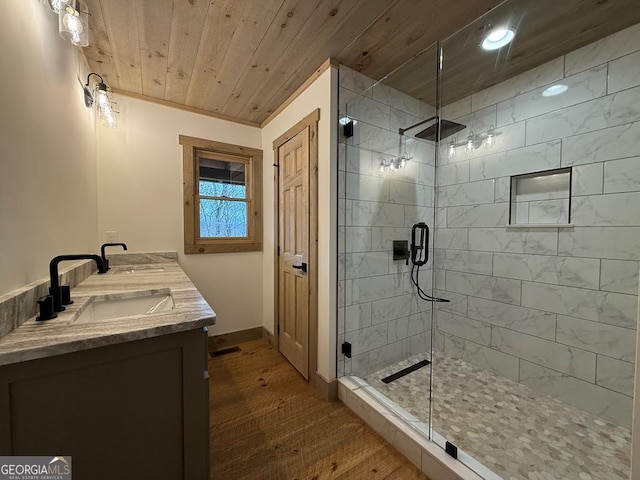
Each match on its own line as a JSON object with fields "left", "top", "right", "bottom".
{"left": 48, "top": 0, "right": 70, "bottom": 14}
{"left": 58, "top": 0, "right": 89, "bottom": 47}
{"left": 94, "top": 83, "right": 118, "bottom": 128}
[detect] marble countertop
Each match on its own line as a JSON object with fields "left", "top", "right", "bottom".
{"left": 0, "top": 258, "right": 215, "bottom": 366}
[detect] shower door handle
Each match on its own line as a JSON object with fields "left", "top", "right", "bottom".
{"left": 292, "top": 263, "right": 307, "bottom": 273}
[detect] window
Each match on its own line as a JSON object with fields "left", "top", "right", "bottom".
{"left": 180, "top": 135, "right": 263, "bottom": 253}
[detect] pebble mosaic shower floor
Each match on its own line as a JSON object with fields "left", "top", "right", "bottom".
{"left": 364, "top": 354, "right": 630, "bottom": 480}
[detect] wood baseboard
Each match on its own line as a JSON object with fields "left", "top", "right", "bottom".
{"left": 314, "top": 371, "right": 338, "bottom": 401}
{"left": 262, "top": 327, "right": 276, "bottom": 349}
{"left": 208, "top": 327, "right": 263, "bottom": 352}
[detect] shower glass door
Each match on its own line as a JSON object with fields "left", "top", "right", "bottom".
{"left": 434, "top": 0, "right": 639, "bottom": 478}
{"left": 337, "top": 44, "right": 439, "bottom": 436}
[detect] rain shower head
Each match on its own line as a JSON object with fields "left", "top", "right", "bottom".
{"left": 399, "top": 116, "right": 466, "bottom": 142}
{"left": 415, "top": 119, "right": 466, "bottom": 141}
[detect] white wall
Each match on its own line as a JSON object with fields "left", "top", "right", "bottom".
{"left": 96, "top": 96, "right": 263, "bottom": 336}
{"left": 261, "top": 67, "right": 338, "bottom": 379}
{"left": 0, "top": 1, "right": 98, "bottom": 296}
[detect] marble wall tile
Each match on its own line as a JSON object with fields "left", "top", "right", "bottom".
{"left": 572, "top": 192, "right": 640, "bottom": 226}
{"left": 600, "top": 259, "right": 640, "bottom": 295}
{"left": 345, "top": 323, "right": 389, "bottom": 356}
{"left": 438, "top": 180, "right": 495, "bottom": 207}
{"left": 521, "top": 281, "right": 637, "bottom": 328}
{"left": 572, "top": 163, "right": 604, "bottom": 196}
{"left": 469, "top": 141, "right": 561, "bottom": 181}
{"left": 467, "top": 297, "right": 556, "bottom": 340}
{"left": 445, "top": 271, "right": 521, "bottom": 305}
{"left": 381, "top": 84, "right": 422, "bottom": 117}
{"left": 608, "top": 50, "right": 640, "bottom": 94}
{"left": 596, "top": 356, "right": 635, "bottom": 396}
{"left": 492, "top": 327, "right": 596, "bottom": 381}
{"left": 419, "top": 163, "right": 436, "bottom": 186}
{"left": 404, "top": 206, "right": 434, "bottom": 228}
{"left": 390, "top": 107, "right": 421, "bottom": 134}
{"left": 351, "top": 272, "right": 411, "bottom": 304}
{"left": 435, "top": 249, "right": 493, "bottom": 275}
{"left": 407, "top": 331, "right": 431, "bottom": 356}
{"left": 435, "top": 310, "right": 491, "bottom": 346}
{"left": 519, "top": 360, "right": 632, "bottom": 427}
{"left": 604, "top": 155, "right": 640, "bottom": 193}
{"left": 562, "top": 121, "right": 640, "bottom": 168}
{"left": 388, "top": 316, "right": 410, "bottom": 342}
{"left": 444, "top": 334, "right": 520, "bottom": 382}
{"left": 528, "top": 198, "right": 569, "bottom": 224}
{"left": 346, "top": 172, "right": 389, "bottom": 202}
{"left": 434, "top": 290, "right": 468, "bottom": 316}
{"left": 371, "top": 226, "right": 412, "bottom": 251}
{"left": 437, "top": 160, "right": 469, "bottom": 186}
{"left": 371, "top": 294, "right": 421, "bottom": 325}
{"left": 346, "top": 252, "right": 389, "bottom": 279}
{"left": 556, "top": 314, "right": 635, "bottom": 362}
{"left": 434, "top": 228, "right": 468, "bottom": 250}
{"left": 345, "top": 303, "right": 373, "bottom": 332}
{"left": 564, "top": 22, "right": 640, "bottom": 76}
{"left": 494, "top": 177, "right": 511, "bottom": 202}
{"left": 408, "top": 138, "right": 436, "bottom": 167}
{"left": 343, "top": 226, "right": 373, "bottom": 253}
{"left": 435, "top": 207, "right": 447, "bottom": 229}
{"left": 526, "top": 86, "right": 640, "bottom": 145}
{"left": 559, "top": 226, "right": 640, "bottom": 260}
{"left": 338, "top": 87, "right": 358, "bottom": 116}
{"left": 451, "top": 105, "right": 497, "bottom": 142}
{"left": 351, "top": 121, "right": 400, "bottom": 154}
{"left": 351, "top": 200, "right": 405, "bottom": 227}
{"left": 496, "top": 65, "right": 607, "bottom": 127}
{"left": 441, "top": 95, "right": 472, "bottom": 120}
{"left": 446, "top": 203, "right": 509, "bottom": 228}
{"left": 347, "top": 94, "right": 391, "bottom": 129}
{"left": 350, "top": 340, "right": 406, "bottom": 377}
{"left": 340, "top": 66, "right": 374, "bottom": 95}
{"left": 492, "top": 253, "right": 600, "bottom": 289}
{"left": 472, "top": 57, "right": 564, "bottom": 112}
{"left": 468, "top": 228, "right": 558, "bottom": 255}
{"left": 345, "top": 145, "right": 375, "bottom": 175}
{"left": 389, "top": 181, "right": 434, "bottom": 207}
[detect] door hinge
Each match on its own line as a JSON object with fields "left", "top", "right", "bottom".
{"left": 277, "top": 245, "right": 280, "bottom": 256}
{"left": 341, "top": 342, "right": 352, "bottom": 358}
{"left": 445, "top": 441, "right": 458, "bottom": 459}
{"left": 277, "top": 324, "right": 280, "bottom": 334}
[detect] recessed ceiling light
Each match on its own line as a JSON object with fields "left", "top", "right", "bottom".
{"left": 481, "top": 28, "right": 516, "bottom": 50}
{"left": 542, "top": 84, "right": 569, "bottom": 97}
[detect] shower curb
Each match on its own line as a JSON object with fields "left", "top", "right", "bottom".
{"left": 338, "top": 376, "right": 487, "bottom": 480}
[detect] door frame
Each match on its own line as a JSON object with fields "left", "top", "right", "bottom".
{"left": 272, "top": 108, "right": 320, "bottom": 383}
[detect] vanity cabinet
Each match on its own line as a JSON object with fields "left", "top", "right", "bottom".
{"left": 0, "top": 327, "right": 209, "bottom": 480}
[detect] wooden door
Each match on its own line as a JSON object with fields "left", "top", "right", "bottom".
{"left": 277, "top": 127, "right": 310, "bottom": 379}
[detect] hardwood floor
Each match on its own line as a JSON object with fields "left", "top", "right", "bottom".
{"left": 209, "top": 339, "right": 431, "bottom": 480}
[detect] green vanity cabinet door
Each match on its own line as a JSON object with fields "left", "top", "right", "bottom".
{"left": 0, "top": 328, "right": 209, "bottom": 480}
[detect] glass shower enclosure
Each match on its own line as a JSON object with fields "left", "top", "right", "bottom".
{"left": 338, "top": 0, "right": 640, "bottom": 478}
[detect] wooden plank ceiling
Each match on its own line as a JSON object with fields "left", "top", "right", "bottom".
{"left": 82, "top": 0, "right": 640, "bottom": 126}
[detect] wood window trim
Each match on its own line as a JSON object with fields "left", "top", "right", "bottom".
{"left": 179, "top": 135, "right": 263, "bottom": 254}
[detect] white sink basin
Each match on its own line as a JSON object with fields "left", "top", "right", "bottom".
{"left": 73, "top": 289, "right": 175, "bottom": 324}
{"left": 115, "top": 266, "right": 166, "bottom": 275}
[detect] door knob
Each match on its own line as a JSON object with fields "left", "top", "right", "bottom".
{"left": 292, "top": 262, "right": 307, "bottom": 273}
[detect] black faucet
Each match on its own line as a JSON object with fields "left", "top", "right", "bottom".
{"left": 100, "top": 242, "right": 128, "bottom": 271}
{"left": 47, "top": 254, "right": 107, "bottom": 315}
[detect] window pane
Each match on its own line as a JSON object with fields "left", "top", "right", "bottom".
{"left": 198, "top": 157, "right": 246, "bottom": 199}
{"left": 199, "top": 199, "right": 247, "bottom": 238}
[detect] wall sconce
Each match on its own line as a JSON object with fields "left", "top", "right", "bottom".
{"left": 379, "top": 152, "right": 412, "bottom": 174}
{"left": 447, "top": 125, "right": 498, "bottom": 159}
{"left": 47, "top": 0, "right": 69, "bottom": 14}
{"left": 58, "top": 0, "right": 89, "bottom": 47}
{"left": 83, "top": 73, "right": 119, "bottom": 128}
